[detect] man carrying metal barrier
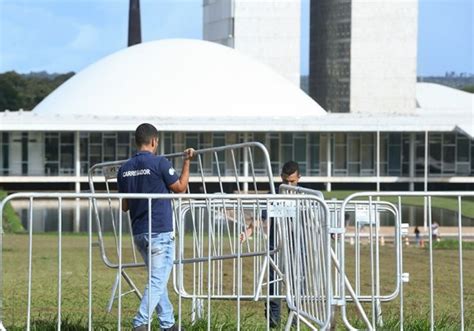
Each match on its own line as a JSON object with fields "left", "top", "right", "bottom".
{"left": 117, "top": 123, "right": 195, "bottom": 331}
{"left": 241, "top": 161, "right": 301, "bottom": 328}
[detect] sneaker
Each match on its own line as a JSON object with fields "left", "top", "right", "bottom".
{"left": 133, "top": 325, "right": 148, "bottom": 331}
{"left": 162, "top": 324, "right": 179, "bottom": 331}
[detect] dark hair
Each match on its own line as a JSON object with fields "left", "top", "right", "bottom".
{"left": 281, "top": 161, "right": 299, "bottom": 176}
{"left": 135, "top": 123, "right": 158, "bottom": 147}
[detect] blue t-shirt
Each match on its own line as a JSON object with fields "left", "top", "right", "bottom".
{"left": 117, "top": 151, "right": 179, "bottom": 235}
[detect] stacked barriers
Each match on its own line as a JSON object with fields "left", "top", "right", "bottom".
{"left": 89, "top": 142, "right": 284, "bottom": 330}
{"left": 87, "top": 142, "right": 336, "bottom": 329}
{"left": 276, "top": 185, "right": 332, "bottom": 329}
{"left": 0, "top": 142, "right": 471, "bottom": 330}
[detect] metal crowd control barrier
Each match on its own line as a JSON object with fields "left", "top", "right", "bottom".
{"left": 174, "top": 199, "right": 277, "bottom": 299}
{"left": 0, "top": 192, "right": 329, "bottom": 331}
{"left": 1, "top": 191, "right": 472, "bottom": 330}
{"left": 276, "top": 185, "right": 332, "bottom": 330}
{"left": 279, "top": 185, "right": 376, "bottom": 330}
{"left": 87, "top": 142, "right": 276, "bottom": 313}
{"left": 337, "top": 192, "right": 473, "bottom": 331}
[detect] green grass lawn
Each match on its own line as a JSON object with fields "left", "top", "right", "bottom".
{"left": 2, "top": 233, "right": 472, "bottom": 330}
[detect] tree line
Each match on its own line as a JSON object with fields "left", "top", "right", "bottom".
{"left": 0, "top": 71, "right": 74, "bottom": 111}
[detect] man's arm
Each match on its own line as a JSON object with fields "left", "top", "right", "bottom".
{"left": 240, "top": 222, "right": 255, "bottom": 243}
{"left": 169, "top": 148, "right": 195, "bottom": 193}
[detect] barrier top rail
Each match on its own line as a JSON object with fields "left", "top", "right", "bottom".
{"left": 342, "top": 191, "right": 474, "bottom": 199}
{"left": 87, "top": 141, "right": 276, "bottom": 194}
{"left": 0, "top": 192, "right": 329, "bottom": 206}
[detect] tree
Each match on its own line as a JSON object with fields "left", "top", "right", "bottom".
{"left": 461, "top": 85, "right": 474, "bottom": 93}
{"left": 0, "top": 71, "right": 75, "bottom": 111}
{"left": 0, "top": 72, "right": 22, "bottom": 110}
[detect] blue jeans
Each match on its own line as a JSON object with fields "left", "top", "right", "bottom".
{"left": 133, "top": 232, "right": 175, "bottom": 329}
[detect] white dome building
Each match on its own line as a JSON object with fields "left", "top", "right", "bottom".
{"left": 31, "top": 39, "right": 325, "bottom": 131}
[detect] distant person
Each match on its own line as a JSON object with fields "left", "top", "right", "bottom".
{"left": 240, "top": 161, "right": 301, "bottom": 328}
{"left": 414, "top": 226, "right": 420, "bottom": 246}
{"left": 431, "top": 222, "right": 440, "bottom": 241}
{"left": 117, "top": 123, "right": 195, "bottom": 331}
{"left": 344, "top": 212, "right": 351, "bottom": 227}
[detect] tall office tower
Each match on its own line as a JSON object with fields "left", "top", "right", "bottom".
{"left": 309, "top": 0, "right": 418, "bottom": 113}
{"left": 128, "top": 0, "right": 142, "bottom": 47}
{"left": 203, "top": 0, "right": 301, "bottom": 86}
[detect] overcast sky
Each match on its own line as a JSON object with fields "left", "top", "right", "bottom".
{"left": 0, "top": 0, "right": 472, "bottom": 76}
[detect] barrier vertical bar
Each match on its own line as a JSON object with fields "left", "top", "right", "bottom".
{"left": 247, "top": 146, "right": 258, "bottom": 194}
{"left": 355, "top": 202, "right": 361, "bottom": 296}
{"left": 398, "top": 197, "right": 404, "bottom": 331}
{"left": 57, "top": 198, "right": 62, "bottom": 330}
{"left": 457, "top": 196, "right": 464, "bottom": 330}
{"left": 428, "top": 196, "right": 434, "bottom": 330}
{"left": 147, "top": 198, "right": 152, "bottom": 331}
{"left": 177, "top": 198, "right": 182, "bottom": 330}
{"left": 243, "top": 135, "right": 249, "bottom": 193}
{"left": 128, "top": 213, "right": 138, "bottom": 263}
{"left": 424, "top": 131, "right": 428, "bottom": 230}
{"left": 236, "top": 198, "right": 242, "bottom": 330}
{"left": 296, "top": 197, "right": 301, "bottom": 330}
{"left": 207, "top": 199, "right": 212, "bottom": 331}
{"left": 213, "top": 152, "right": 224, "bottom": 193}
{"left": 0, "top": 196, "right": 5, "bottom": 331}
{"left": 230, "top": 149, "right": 241, "bottom": 194}
{"left": 375, "top": 200, "right": 383, "bottom": 327}
{"left": 369, "top": 196, "right": 375, "bottom": 328}
{"left": 265, "top": 198, "right": 270, "bottom": 330}
{"left": 376, "top": 131, "right": 380, "bottom": 192}
{"left": 88, "top": 198, "right": 93, "bottom": 330}
{"left": 26, "top": 197, "right": 33, "bottom": 331}
{"left": 117, "top": 198, "right": 123, "bottom": 330}
{"left": 197, "top": 155, "right": 207, "bottom": 194}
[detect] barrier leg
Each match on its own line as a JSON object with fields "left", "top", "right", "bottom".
{"left": 122, "top": 270, "right": 143, "bottom": 300}
{"left": 331, "top": 249, "right": 373, "bottom": 330}
{"left": 285, "top": 311, "right": 295, "bottom": 331}
{"left": 376, "top": 299, "right": 383, "bottom": 327}
{"left": 254, "top": 256, "right": 283, "bottom": 301}
{"left": 191, "top": 297, "right": 203, "bottom": 323}
{"left": 253, "top": 256, "right": 269, "bottom": 300}
{"left": 329, "top": 305, "right": 337, "bottom": 330}
{"left": 107, "top": 270, "right": 142, "bottom": 312}
{"left": 107, "top": 272, "right": 120, "bottom": 312}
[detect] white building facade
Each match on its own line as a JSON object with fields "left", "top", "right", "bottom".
{"left": 203, "top": 0, "right": 301, "bottom": 85}
{"left": 1, "top": 130, "right": 473, "bottom": 186}
{"left": 1, "top": 40, "right": 472, "bottom": 191}
{"left": 309, "top": 0, "right": 418, "bottom": 114}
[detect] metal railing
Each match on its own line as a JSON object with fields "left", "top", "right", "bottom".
{"left": 1, "top": 192, "right": 328, "bottom": 331}
{"left": 1, "top": 191, "right": 472, "bottom": 330}
{"left": 337, "top": 191, "right": 473, "bottom": 331}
